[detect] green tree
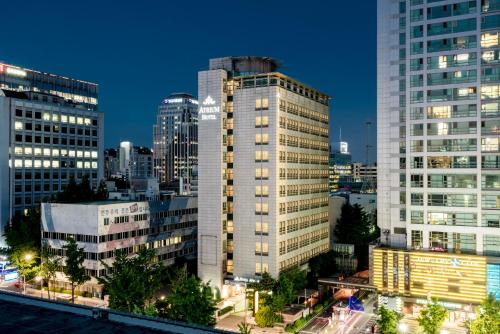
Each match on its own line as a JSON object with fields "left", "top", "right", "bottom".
{"left": 98, "top": 248, "right": 162, "bottom": 313}
{"left": 376, "top": 305, "right": 401, "bottom": 334}
{"left": 95, "top": 180, "right": 109, "bottom": 201}
{"left": 10, "top": 247, "right": 39, "bottom": 293}
{"left": 163, "top": 265, "right": 216, "bottom": 326}
{"left": 238, "top": 322, "right": 252, "bottom": 334}
{"left": 417, "top": 299, "right": 448, "bottom": 334}
{"left": 471, "top": 294, "right": 500, "bottom": 334}
{"left": 62, "top": 238, "right": 89, "bottom": 303}
{"left": 40, "top": 243, "right": 61, "bottom": 300}
{"left": 307, "top": 250, "right": 336, "bottom": 287}
{"left": 4, "top": 208, "right": 41, "bottom": 250}
{"left": 255, "top": 305, "right": 277, "bottom": 328}
{"left": 334, "top": 203, "right": 379, "bottom": 270}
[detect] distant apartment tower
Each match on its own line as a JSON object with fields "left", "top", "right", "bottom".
{"left": 328, "top": 141, "right": 352, "bottom": 193}
{"left": 119, "top": 141, "right": 153, "bottom": 179}
{"left": 0, "top": 62, "right": 103, "bottom": 246}
{"left": 103, "top": 148, "right": 119, "bottom": 179}
{"left": 153, "top": 93, "right": 198, "bottom": 193}
{"left": 198, "top": 56, "right": 330, "bottom": 291}
{"left": 375, "top": 0, "right": 500, "bottom": 307}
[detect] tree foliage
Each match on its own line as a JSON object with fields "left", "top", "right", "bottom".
{"left": 98, "top": 248, "right": 162, "bottom": 313}
{"left": 255, "top": 305, "right": 279, "bottom": 328}
{"left": 307, "top": 250, "right": 336, "bottom": 286}
{"left": 62, "top": 237, "right": 89, "bottom": 303}
{"left": 57, "top": 175, "right": 107, "bottom": 203}
{"left": 10, "top": 246, "right": 39, "bottom": 283}
{"left": 162, "top": 265, "right": 216, "bottom": 326}
{"left": 470, "top": 294, "right": 500, "bottom": 334}
{"left": 417, "top": 299, "right": 448, "bottom": 334}
{"left": 377, "top": 305, "right": 402, "bottom": 334}
{"left": 334, "top": 203, "right": 379, "bottom": 270}
{"left": 40, "top": 243, "right": 62, "bottom": 300}
{"left": 4, "top": 208, "right": 41, "bottom": 251}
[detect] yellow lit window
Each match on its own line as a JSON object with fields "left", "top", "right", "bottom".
{"left": 256, "top": 116, "right": 269, "bottom": 127}
{"left": 52, "top": 114, "right": 59, "bottom": 122}
{"left": 69, "top": 116, "right": 76, "bottom": 124}
{"left": 14, "top": 147, "right": 23, "bottom": 155}
{"left": 481, "top": 32, "right": 499, "bottom": 48}
{"left": 24, "top": 147, "right": 32, "bottom": 155}
{"left": 43, "top": 160, "right": 50, "bottom": 168}
{"left": 43, "top": 148, "right": 51, "bottom": 156}
{"left": 14, "top": 121, "right": 23, "bottom": 130}
{"left": 61, "top": 115, "right": 68, "bottom": 123}
{"left": 34, "top": 160, "right": 42, "bottom": 168}
{"left": 43, "top": 113, "right": 51, "bottom": 121}
{"left": 34, "top": 148, "right": 42, "bottom": 156}
{"left": 24, "top": 159, "right": 32, "bottom": 168}
{"left": 77, "top": 117, "right": 84, "bottom": 125}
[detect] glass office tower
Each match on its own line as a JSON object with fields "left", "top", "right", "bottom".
{"left": 376, "top": 0, "right": 500, "bottom": 312}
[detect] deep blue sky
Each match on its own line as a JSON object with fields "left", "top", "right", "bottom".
{"left": 0, "top": 0, "right": 376, "bottom": 162}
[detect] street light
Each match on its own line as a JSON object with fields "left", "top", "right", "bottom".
{"left": 398, "top": 322, "right": 408, "bottom": 333}
{"left": 22, "top": 253, "right": 33, "bottom": 295}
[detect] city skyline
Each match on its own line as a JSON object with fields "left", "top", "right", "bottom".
{"left": 0, "top": 0, "right": 376, "bottom": 162}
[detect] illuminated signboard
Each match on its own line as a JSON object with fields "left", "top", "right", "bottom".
{"left": 199, "top": 95, "right": 220, "bottom": 120}
{"left": 340, "top": 141, "right": 349, "bottom": 154}
{"left": 163, "top": 98, "right": 199, "bottom": 105}
{"left": 4, "top": 66, "right": 27, "bottom": 77}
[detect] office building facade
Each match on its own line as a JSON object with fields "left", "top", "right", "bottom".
{"left": 153, "top": 93, "right": 198, "bottom": 193}
{"left": 41, "top": 197, "right": 197, "bottom": 296}
{"left": 328, "top": 141, "right": 352, "bottom": 193}
{"left": 198, "top": 56, "right": 330, "bottom": 291}
{"left": 0, "top": 62, "right": 103, "bottom": 246}
{"left": 376, "top": 0, "right": 500, "bottom": 310}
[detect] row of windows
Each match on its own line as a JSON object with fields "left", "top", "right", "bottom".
{"left": 14, "top": 170, "right": 97, "bottom": 180}
{"left": 279, "top": 116, "right": 329, "bottom": 139}
{"left": 278, "top": 183, "right": 329, "bottom": 197}
{"left": 14, "top": 134, "right": 98, "bottom": 147}
{"left": 278, "top": 134, "right": 329, "bottom": 151}
{"left": 14, "top": 122, "right": 98, "bottom": 137}
{"left": 279, "top": 168, "right": 329, "bottom": 180}
{"left": 14, "top": 147, "right": 98, "bottom": 158}
{"left": 279, "top": 100, "right": 329, "bottom": 125}
{"left": 279, "top": 151, "right": 329, "bottom": 165}
{"left": 405, "top": 155, "right": 500, "bottom": 169}
{"left": 15, "top": 108, "right": 98, "bottom": 127}
{"left": 278, "top": 243, "right": 329, "bottom": 272}
{"left": 279, "top": 197, "right": 329, "bottom": 214}
{"left": 13, "top": 159, "right": 98, "bottom": 169}
{"left": 279, "top": 211, "right": 329, "bottom": 235}
{"left": 408, "top": 137, "right": 500, "bottom": 153}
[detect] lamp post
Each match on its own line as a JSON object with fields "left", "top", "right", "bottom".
{"left": 22, "top": 253, "right": 33, "bottom": 295}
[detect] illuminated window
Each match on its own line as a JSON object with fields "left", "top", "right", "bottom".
{"left": 255, "top": 150, "right": 269, "bottom": 161}
{"left": 52, "top": 149, "right": 59, "bottom": 157}
{"left": 52, "top": 161, "right": 59, "bottom": 168}
{"left": 77, "top": 151, "right": 83, "bottom": 158}
{"left": 84, "top": 151, "right": 91, "bottom": 158}
{"left": 482, "top": 85, "right": 500, "bottom": 99}
{"left": 84, "top": 161, "right": 90, "bottom": 169}
{"left": 34, "top": 148, "right": 42, "bottom": 156}
{"left": 14, "top": 159, "right": 23, "bottom": 168}
{"left": 91, "top": 162, "right": 98, "bottom": 169}
{"left": 255, "top": 185, "right": 269, "bottom": 196}
{"left": 256, "top": 98, "right": 269, "bottom": 110}
{"left": 256, "top": 168, "right": 269, "bottom": 179}
{"left": 61, "top": 115, "right": 68, "bottom": 123}
{"left": 482, "top": 137, "right": 500, "bottom": 152}
{"left": 255, "top": 222, "right": 269, "bottom": 234}
{"left": 24, "top": 159, "right": 32, "bottom": 168}
{"left": 34, "top": 160, "right": 41, "bottom": 168}
{"left": 77, "top": 161, "right": 83, "bottom": 168}
{"left": 255, "top": 242, "right": 269, "bottom": 254}
{"left": 52, "top": 114, "right": 59, "bottom": 122}
{"left": 77, "top": 117, "right": 84, "bottom": 125}
{"left": 14, "top": 121, "right": 23, "bottom": 130}
{"left": 255, "top": 203, "right": 269, "bottom": 214}
{"left": 255, "top": 133, "right": 269, "bottom": 144}
{"left": 255, "top": 116, "right": 269, "bottom": 127}
{"left": 69, "top": 116, "right": 76, "bottom": 124}
{"left": 84, "top": 118, "right": 91, "bottom": 126}
{"left": 14, "top": 147, "right": 23, "bottom": 155}
{"left": 43, "top": 113, "right": 51, "bottom": 121}
{"left": 91, "top": 151, "right": 98, "bottom": 158}
{"left": 481, "top": 32, "right": 499, "bottom": 48}
{"left": 69, "top": 150, "right": 75, "bottom": 157}
{"left": 43, "top": 160, "right": 50, "bottom": 168}
{"left": 24, "top": 147, "right": 32, "bottom": 155}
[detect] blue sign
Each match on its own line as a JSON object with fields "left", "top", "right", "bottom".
{"left": 348, "top": 296, "right": 364, "bottom": 312}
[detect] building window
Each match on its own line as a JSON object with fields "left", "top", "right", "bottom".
{"left": 255, "top": 116, "right": 269, "bottom": 127}
{"left": 256, "top": 98, "right": 269, "bottom": 110}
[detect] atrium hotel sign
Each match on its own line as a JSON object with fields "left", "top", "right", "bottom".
{"left": 199, "top": 95, "right": 220, "bottom": 120}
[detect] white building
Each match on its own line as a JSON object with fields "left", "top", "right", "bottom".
{"left": 197, "top": 56, "right": 330, "bottom": 292}
{"left": 118, "top": 141, "right": 153, "bottom": 179}
{"left": 41, "top": 197, "right": 197, "bottom": 296}
{"left": 376, "top": 0, "right": 500, "bottom": 306}
{"left": 0, "top": 62, "right": 103, "bottom": 247}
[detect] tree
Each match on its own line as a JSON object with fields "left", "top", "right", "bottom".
{"left": 334, "top": 203, "right": 379, "bottom": 270}
{"left": 10, "top": 247, "right": 39, "bottom": 293}
{"left": 98, "top": 248, "right": 162, "bottom": 313}
{"left": 4, "top": 208, "right": 41, "bottom": 250}
{"left": 470, "top": 294, "right": 500, "bottom": 334}
{"left": 162, "top": 265, "right": 216, "bottom": 326}
{"left": 377, "top": 305, "right": 401, "bottom": 334}
{"left": 307, "top": 250, "right": 336, "bottom": 287}
{"left": 238, "top": 322, "right": 252, "bottom": 334}
{"left": 417, "top": 299, "right": 448, "bottom": 334}
{"left": 255, "top": 305, "right": 277, "bottom": 328}
{"left": 62, "top": 238, "right": 89, "bottom": 303}
{"left": 40, "top": 243, "right": 62, "bottom": 300}
{"left": 95, "top": 180, "right": 109, "bottom": 201}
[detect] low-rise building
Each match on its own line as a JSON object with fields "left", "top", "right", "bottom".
{"left": 41, "top": 197, "right": 197, "bottom": 296}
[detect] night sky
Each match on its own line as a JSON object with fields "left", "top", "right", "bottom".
{"left": 0, "top": 0, "right": 376, "bottom": 162}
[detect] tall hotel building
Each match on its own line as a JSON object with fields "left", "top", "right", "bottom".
{"left": 153, "top": 93, "right": 198, "bottom": 192}
{"left": 0, "top": 63, "right": 102, "bottom": 246}
{"left": 197, "top": 57, "right": 330, "bottom": 291}
{"left": 376, "top": 0, "right": 500, "bottom": 313}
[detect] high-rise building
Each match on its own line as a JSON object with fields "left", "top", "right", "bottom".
{"left": 197, "top": 56, "right": 330, "bottom": 292}
{"left": 0, "top": 62, "right": 103, "bottom": 246}
{"left": 103, "top": 148, "right": 119, "bottom": 179}
{"left": 375, "top": 0, "right": 500, "bottom": 311}
{"left": 118, "top": 141, "right": 153, "bottom": 179}
{"left": 328, "top": 141, "right": 352, "bottom": 193}
{"left": 153, "top": 93, "right": 198, "bottom": 194}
